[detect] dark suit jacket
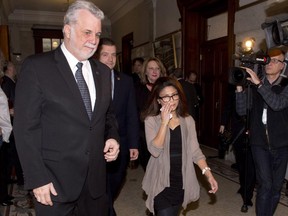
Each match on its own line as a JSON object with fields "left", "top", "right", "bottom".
{"left": 178, "top": 79, "right": 198, "bottom": 119}
{"left": 112, "top": 70, "right": 139, "bottom": 153}
{"left": 13, "top": 47, "right": 119, "bottom": 202}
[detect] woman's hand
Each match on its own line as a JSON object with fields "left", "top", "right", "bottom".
{"left": 207, "top": 175, "right": 218, "bottom": 194}
{"left": 160, "top": 102, "right": 172, "bottom": 125}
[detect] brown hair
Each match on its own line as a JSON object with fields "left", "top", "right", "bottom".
{"left": 141, "top": 76, "right": 189, "bottom": 121}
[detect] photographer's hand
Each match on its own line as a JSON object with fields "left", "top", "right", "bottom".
{"left": 219, "top": 125, "right": 225, "bottom": 134}
{"left": 236, "top": 86, "right": 243, "bottom": 92}
{"left": 245, "top": 67, "right": 261, "bottom": 85}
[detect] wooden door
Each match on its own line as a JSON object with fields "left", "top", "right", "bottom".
{"left": 199, "top": 37, "right": 229, "bottom": 148}
{"left": 121, "top": 33, "right": 133, "bottom": 74}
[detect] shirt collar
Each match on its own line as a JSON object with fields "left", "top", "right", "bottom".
{"left": 61, "top": 43, "right": 88, "bottom": 71}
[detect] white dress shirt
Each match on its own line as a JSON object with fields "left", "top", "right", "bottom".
{"left": 0, "top": 87, "right": 12, "bottom": 142}
{"left": 61, "top": 43, "right": 96, "bottom": 110}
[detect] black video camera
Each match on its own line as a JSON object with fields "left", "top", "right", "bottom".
{"left": 229, "top": 53, "right": 270, "bottom": 85}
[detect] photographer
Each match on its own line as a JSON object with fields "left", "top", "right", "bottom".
{"left": 235, "top": 48, "right": 288, "bottom": 216}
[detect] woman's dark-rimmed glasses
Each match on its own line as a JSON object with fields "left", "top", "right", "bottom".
{"left": 159, "top": 93, "right": 179, "bottom": 102}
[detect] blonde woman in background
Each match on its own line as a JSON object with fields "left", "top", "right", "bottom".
{"left": 135, "top": 57, "right": 167, "bottom": 171}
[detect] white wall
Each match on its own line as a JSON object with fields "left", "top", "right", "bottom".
{"left": 235, "top": 2, "right": 267, "bottom": 52}
{"left": 155, "top": 0, "right": 181, "bottom": 39}
{"left": 111, "top": 0, "right": 181, "bottom": 52}
{"left": 111, "top": 1, "right": 152, "bottom": 51}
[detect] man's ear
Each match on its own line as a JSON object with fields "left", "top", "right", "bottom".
{"left": 63, "top": 25, "right": 71, "bottom": 38}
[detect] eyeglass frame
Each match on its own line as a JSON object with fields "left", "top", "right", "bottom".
{"left": 269, "top": 58, "right": 284, "bottom": 64}
{"left": 158, "top": 93, "right": 179, "bottom": 102}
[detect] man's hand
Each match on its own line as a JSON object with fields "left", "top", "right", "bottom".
{"left": 219, "top": 125, "right": 225, "bottom": 134}
{"left": 104, "top": 138, "right": 120, "bottom": 162}
{"left": 33, "top": 182, "right": 58, "bottom": 206}
{"left": 129, "top": 149, "right": 139, "bottom": 161}
{"left": 245, "top": 67, "right": 261, "bottom": 85}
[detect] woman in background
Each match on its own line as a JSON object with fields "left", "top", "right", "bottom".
{"left": 135, "top": 57, "right": 167, "bottom": 171}
{"left": 142, "top": 77, "right": 218, "bottom": 215}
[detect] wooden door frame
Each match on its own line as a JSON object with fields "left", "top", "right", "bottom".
{"left": 177, "top": 0, "right": 236, "bottom": 147}
{"left": 177, "top": 0, "right": 236, "bottom": 77}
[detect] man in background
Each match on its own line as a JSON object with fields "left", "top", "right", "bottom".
{"left": 170, "top": 68, "right": 198, "bottom": 119}
{"left": 131, "top": 57, "right": 144, "bottom": 87}
{"left": 187, "top": 71, "right": 203, "bottom": 122}
{"left": 95, "top": 37, "right": 139, "bottom": 216}
{"left": 1, "top": 61, "right": 24, "bottom": 186}
{"left": 0, "top": 87, "right": 12, "bottom": 206}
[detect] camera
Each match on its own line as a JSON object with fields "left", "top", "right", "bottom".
{"left": 229, "top": 14, "right": 288, "bottom": 86}
{"left": 229, "top": 53, "right": 270, "bottom": 85}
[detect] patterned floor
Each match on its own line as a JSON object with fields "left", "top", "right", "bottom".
{"left": 206, "top": 156, "right": 288, "bottom": 207}
{"left": 2, "top": 184, "right": 35, "bottom": 216}
{"left": 2, "top": 156, "right": 288, "bottom": 215}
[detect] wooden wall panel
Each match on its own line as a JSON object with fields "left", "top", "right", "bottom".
{"left": 0, "top": 25, "right": 10, "bottom": 61}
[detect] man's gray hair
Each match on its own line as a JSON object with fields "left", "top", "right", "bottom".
{"left": 63, "top": 0, "right": 104, "bottom": 26}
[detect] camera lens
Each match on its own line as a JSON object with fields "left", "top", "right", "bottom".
{"left": 229, "top": 67, "right": 248, "bottom": 85}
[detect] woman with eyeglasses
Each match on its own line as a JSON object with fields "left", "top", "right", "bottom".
{"left": 141, "top": 77, "right": 218, "bottom": 216}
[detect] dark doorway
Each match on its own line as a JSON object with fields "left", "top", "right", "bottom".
{"left": 199, "top": 37, "right": 229, "bottom": 148}
{"left": 121, "top": 32, "right": 133, "bottom": 74}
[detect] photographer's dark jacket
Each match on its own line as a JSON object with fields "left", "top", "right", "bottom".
{"left": 236, "top": 77, "right": 288, "bottom": 149}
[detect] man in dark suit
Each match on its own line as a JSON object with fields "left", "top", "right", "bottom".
{"left": 13, "top": 1, "right": 120, "bottom": 216}
{"left": 95, "top": 38, "right": 139, "bottom": 216}
{"left": 1, "top": 61, "right": 24, "bottom": 186}
{"left": 170, "top": 68, "right": 198, "bottom": 119}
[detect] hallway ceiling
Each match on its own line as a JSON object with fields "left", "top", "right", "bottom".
{"left": 4, "top": 0, "right": 127, "bottom": 17}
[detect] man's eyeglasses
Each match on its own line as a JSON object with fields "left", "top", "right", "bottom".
{"left": 159, "top": 93, "right": 179, "bottom": 102}
{"left": 269, "top": 58, "right": 284, "bottom": 64}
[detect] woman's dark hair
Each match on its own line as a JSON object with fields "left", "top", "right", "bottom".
{"left": 141, "top": 77, "right": 189, "bottom": 121}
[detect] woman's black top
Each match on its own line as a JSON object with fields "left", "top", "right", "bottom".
{"left": 154, "top": 125, "right": 184, "bottom": 211}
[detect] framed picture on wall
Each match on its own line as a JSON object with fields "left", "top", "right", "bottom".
{"left": 173, "top": 30, "right": 182, "bottom": 69}
{"left": 116, "top": 52, "right": 122, "bottom": 71}
{"left": 131, "top": 42, "right": 153, "bottom": 61}
{"left": 153, "top": 30, "right": 181, "bottom": 75}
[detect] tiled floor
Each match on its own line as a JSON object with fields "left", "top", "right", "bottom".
{"left": 1, "top": 145, "right": 288, "bottom": 215}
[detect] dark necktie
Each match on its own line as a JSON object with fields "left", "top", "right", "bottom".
{"left": 75, "top": 62, "right": 92, "bottom": 119}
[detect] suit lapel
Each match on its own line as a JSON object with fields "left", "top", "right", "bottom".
{"left": 113, "top": 70, "right": 121, "bottom": 101}
{"left": 89, "top": 59, "right": 101, "bottom": 120}
{"left": 54, "top": 48, "right": 91, "bottom": 120}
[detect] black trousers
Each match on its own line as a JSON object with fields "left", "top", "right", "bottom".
{"left": 234, "top": 134, "right": 256, "bottom": 204}
{"left": 34, "top": 178, "right": 109, "bottom": 216}
{"left": 0, "top": 139, "right": 9, "bottom": 202}
{"left": 107, "top": 151, "right": 130, "bottom": 216}
{"left": 156, "top": 205, "right": 181, "bottom": 216}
